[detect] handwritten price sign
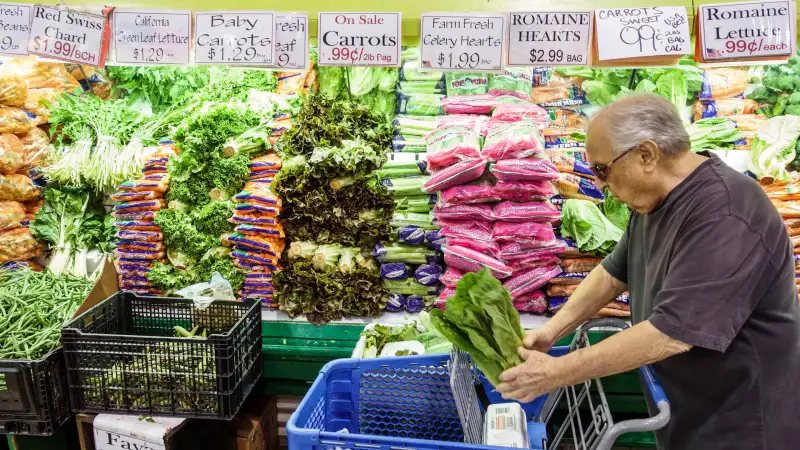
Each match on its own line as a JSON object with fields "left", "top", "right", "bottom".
{"left": 275, "top": 14, "right": 308, "bottom": 70}
{"left": 28, "top": 5, "right": 106, "bottom": 66}
{"left": 700, "top": 1, "right": 794, "bottom": 60}
{"left": 595, "top": 7, "right": 690, "bottom": 60}
{"left": 317, "top": 13, "right": 401, "bottom": 66}
{"left": 420, "top": 13, "right": 505, "bottom": 71}
{"left": 113, "top": 9, "right": 191, "bottom": 65}
{"left": 0, "top": 3, "right": 32, "bottom": 56}
{"left": 194, "top": 11, "right": 275, "bottom": 65}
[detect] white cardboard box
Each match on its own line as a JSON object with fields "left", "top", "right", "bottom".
{"left": 93, "top": 414, "right": 186, "bottom": 450}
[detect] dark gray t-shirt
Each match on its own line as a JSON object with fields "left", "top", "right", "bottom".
{"left": 601, "top": 153, "right": 800, "bottom": 450}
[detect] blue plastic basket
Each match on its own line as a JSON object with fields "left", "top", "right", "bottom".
{"left": 287, "top": 351, "right": 561, "bottom": 450}
{"left": 287, "top": 318, "right": 671, "bottom": 450}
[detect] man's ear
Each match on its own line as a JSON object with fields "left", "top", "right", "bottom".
{"left": 638, "top": 140, "right": 659, "bottom": 173}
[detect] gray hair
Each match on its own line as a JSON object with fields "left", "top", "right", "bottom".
{"left": 597, "top": 93, "right": 690, "bottom": 157}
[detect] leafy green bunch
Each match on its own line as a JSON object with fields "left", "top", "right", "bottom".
{"left": 31, "top": 186, "right": 111, "bottom": 278}
{"left": 168, "top": 103, "right": 262, "bottom": 206}
{"left": 106, "top": 66, "right": 211, "bottom": 114}
{"left": 195, "top": 69, "right": 278, "bottom": 103}
{"left": 277, "top": 93, "right": 393, "bottom": 158}
{"left": 430, "top": 269, "right": 524, "bottom": 386}
{"left": 318, "top": 67, "right": 398, "bottom": 119}
{"left": 275, "top": 258, "right": 386, "bottom": 325}
{"left": 273, "top": 144, "right": 394, "bottom": 248}
{"left": 557, "top": 57, "right": 703, "bottom": 115}
{"left": 748, "top": 57, "right": 800, "bottom": 117}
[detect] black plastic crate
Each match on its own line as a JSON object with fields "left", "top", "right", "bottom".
{"left": 0, "top": 349, "right": 72, "bottom": 435}
{"left": 62, "top": 292, "right": 263, "bottom": 419}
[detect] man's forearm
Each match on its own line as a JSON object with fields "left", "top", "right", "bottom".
{"left": 544, "top": 265, "right": 627, "bottom": 341}
{"left": 548, "top": 320, "right": 692, "bottom": 388}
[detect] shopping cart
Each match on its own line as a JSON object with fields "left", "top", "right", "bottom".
{"left": 287, "top": 318, "right": 670, "bottom": 450}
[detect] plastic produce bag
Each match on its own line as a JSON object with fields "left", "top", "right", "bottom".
{"left": 0, "top": 227, "right": 41, "bottom": 263}
{"left": 0, "top": 201, "right": 24, "bottom": 230}
{"left": 445, "top": 73, "right": 489, "bottom": 96}
{"left": 0, "top": 134, "right": 24, "bottom": 174}
{"left": 22, "top": 88, "right": 58, "bottom": 124}
{"left": 10, "top": 60, "right": 80, "bottom": 91}
{"left": 0, "top": 174, "right": 39, "bottom": 201}
{"left": 0, "top": 106, "right": 34, "bottom": 134}
{"left": 175, "top": 272, "right": 236, "bottom": 309}
{"left": 425, "top": 125, "right": 481, "bottom": 171}
{"left": 0, "top": 66, "right": 27, "bottom": 106}
{"left": 482, "top": 120, "right": 544, "bottom": 161}
{"left": 17, "top": 127, "right": 49, "bottom": 168}
{"left": 488, "top": 68, "right": 533, "bottom": 100}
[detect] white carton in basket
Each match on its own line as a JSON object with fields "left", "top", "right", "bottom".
{"left": 93, "top": 414, "right": 186, "bottom": 450}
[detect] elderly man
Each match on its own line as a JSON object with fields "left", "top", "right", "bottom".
{"left": 496, "top": 94, "right": 800, "bottom": 449}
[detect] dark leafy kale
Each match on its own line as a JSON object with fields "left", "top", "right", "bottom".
{"left": 277, "top": 93, "right": 393, "bottom": 158}
{"left": 274, "top": 259, "right": 387, "bottom": 325}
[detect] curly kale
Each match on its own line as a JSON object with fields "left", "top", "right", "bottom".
{"left": 274, "top": 259, "right": 387, "bottom": 325}
{"left": 277, "top": 93, "right": 393, "bottom": 158}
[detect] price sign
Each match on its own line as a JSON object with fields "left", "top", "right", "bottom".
{"left": 420, "top": 13, "right": 505, "bottom": 71}
{"left": 275, "top": 14, "right": 308, "bottom": 70}
{"left": 507, "top": 11, "right": 591, "bottom": 66}
{"left": 317, "top": 13, "right": 401, "bottom": 66}
{"left": 194, "top": 11, "right": 274, "bottom": 65}
{"left": 0, "top": 3, "right": 32, "bottom": 56}
{"left": 113, "top": 9, "right": 191, "bottom": 64}
{"left": 595, "top": 7, "right": 690, "bottom": 60}
{"left": 700, "top": 1, "right": 794, "bottom": 60}
{"left": 28, "top": 5, "right": 106, "bottom": 66}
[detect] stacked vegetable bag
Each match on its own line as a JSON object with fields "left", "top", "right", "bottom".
{"left": 111, "top": 142, "right": 175, "bottom": 295}
{"left": 427, "top": 103, "right": 563, "bottom": 315}
{"left": 374, "top": 156, "right": 443, "bottom": 313}
{"left": 227, "top": 152, "right": 284, "bottom": 309}
{"left": 273, "top": 94, "right": 395, "bottom": 324}
{"left": 762, "top": 180, "right": 800, "bottom": 297}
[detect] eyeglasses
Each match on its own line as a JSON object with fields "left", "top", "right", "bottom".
{"left": 590, "top": 144, "right": 638, "bottom": 182}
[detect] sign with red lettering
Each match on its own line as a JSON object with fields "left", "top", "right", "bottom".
{"left": 699, "top": 1, "right": 794, "bottom": 60}
{"left": 594, "top": 6, "right": 690, "bottom": 60}
{"left": 317, "top": 12, "right": 401, "bottom": 66}
{"left": 28, "top": 5, "right": 106, "bottom": 66}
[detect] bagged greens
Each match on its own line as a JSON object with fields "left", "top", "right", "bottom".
{"left": 430, "top": 268, "right": 524, "bottom": 386}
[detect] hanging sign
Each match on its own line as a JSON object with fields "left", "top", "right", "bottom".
{"left": 317, "top": 13, "right": 401, "bottom": 66}
{"left": 112, "top": 9, "right": 191, "bottom": 64}
{"left": 594, "top": 7, "right": 690, "bottom": 60}
{"left": 0, "top": 3, "right": 32, "bottom": 56}
{"left": 699, "top": 1, "right": 794, "bottom": 60}
{"left": 275, "top": 14, "right": 308, "bottom": 70}
{"left": 420, "top": 13, "right": 505, "bottom": 71}
{"left": 194, "top": 11, "right": 275, "bottom": 65}
{"left": 28, "top": 5, "right": 106, "bottom": 66}
{"left": 507, "top": 11, "right": 592, "bottom": 66}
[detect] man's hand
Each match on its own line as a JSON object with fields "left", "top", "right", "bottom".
{"left": 523, "top": 326, "right": 558, "bottom": 353}
{"left": 496, "top": 347, "right": 560, "bottom": 403}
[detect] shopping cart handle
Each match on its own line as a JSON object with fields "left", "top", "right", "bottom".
{"left": 640, "top": 364, "right": 668, "bottom": 406}
{"left": 579, "top": 317, "right": 630, "bottom": 332}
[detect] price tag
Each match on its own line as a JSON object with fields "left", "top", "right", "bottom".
{"left": 28, "top": 5, "right": 106, "bottom": 66}
{"left": 700, "top": 1, "right": 794, "bottom": 60}
{"left": 275, "top": 14, "right": 308, "bottom": 70}
{"left": 113, "top": 9, "right": 191, "bottom": 64}
{"left": 317, "top": 13, "right": 401, "bottom": 66}
{"left": 595, "top": 7, "right": 690, "bottom": 60}
{"left": 507, "top": 11, "right": 591, "bottom": 66}
{"left": 420, "top": 13, "right": 505, "bottom": 71}
{"left": 0, "top": 3, "right": 32, "bottom": 56}
{"left": 194, "top": 11, "right": 275, "bottom": 65}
